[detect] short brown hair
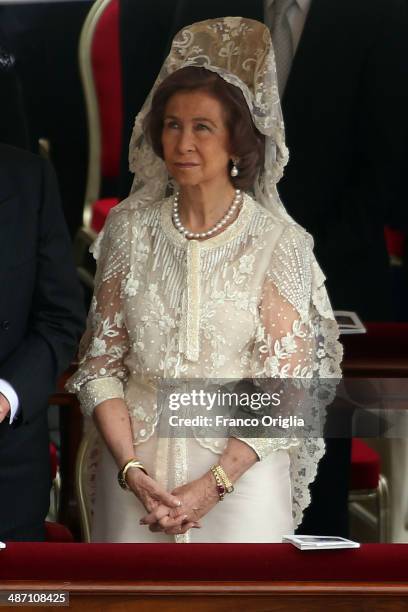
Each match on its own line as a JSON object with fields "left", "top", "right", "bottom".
{"left": 143, "top": 67, "right": 265, "bottom": 191}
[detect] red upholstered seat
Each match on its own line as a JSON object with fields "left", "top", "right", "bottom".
{"left": 344, "top": 322, "right": 408, "bottom": 361}
{"left": 350, "top": 439, "right": 380, "bottom": 490}
{"left": 78, "top": 0, "right": 122, "bottom": 235}
{"left": 49, "top": 442, "right": 58, "bottom": 481}
{"left": 89, "top": 0, "right": 122, "bottom": 232}
{"left": 91, "top": 197, "right": 120, "bottom": 233}
{"left": 349, "top": 437, "right": 389, "bottom": 541}
{"left": 44, "top": 522, "right": 74, "bottom": 543}
{"left": 91, "top": 0, "right": 122, "bottom": 183}
{"left": 384, "top": 225, "right": 405, "bottom": 260}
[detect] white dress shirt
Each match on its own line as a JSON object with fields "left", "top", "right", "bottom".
{"left": 0, "top": 379, "right": 20, "bottom": 424}
{"left": 264, "top": 0, "right": 312, "bottom": 58}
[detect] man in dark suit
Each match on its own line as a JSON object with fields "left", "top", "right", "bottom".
{"left": 0, "top": 145, "right": 85, "bottom": 541}
{"left": 118, "top": 0, "right": 408, "bottom": 536}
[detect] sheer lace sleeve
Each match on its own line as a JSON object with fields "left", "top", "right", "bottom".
{"left": 234, "top": 224, "right": 342, "bottom": 528}
{"left": 230, "top": 225, "right": 314, "bottom": 460}
{"left": 65, "top": 210, "right": 131, "bottom": 415}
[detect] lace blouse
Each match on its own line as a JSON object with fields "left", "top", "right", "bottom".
{"left": 66, "top": 192, "right": 342, "bottom": 528}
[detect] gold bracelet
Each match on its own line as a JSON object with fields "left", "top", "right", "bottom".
{"left": 210, "top": 465, "right": 234, "bottom": 500}
{"left": 215, "top": 464, "right": 234, "bottom": 493}
{"left": 118, "top": 457, "right": 148, "bottom": 491}
{"left": 210, "top": 466, "right": 225, "bottom": 500}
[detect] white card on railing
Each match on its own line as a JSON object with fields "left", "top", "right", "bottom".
{"left": 282, "top": 535, "right": 360, "bottom": 550}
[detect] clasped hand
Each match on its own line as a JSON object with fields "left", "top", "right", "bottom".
{"left": 127, "top": 468, "right": 219, "bottom": 535}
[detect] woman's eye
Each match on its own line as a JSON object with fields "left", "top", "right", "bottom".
{"left": 196, "top": 123, "right": 210, "bottom": 131}
{"left": 165, "top": 121, "right": 179, "bottom": 129}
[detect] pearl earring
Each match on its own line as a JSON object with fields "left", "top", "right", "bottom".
{"left": 230, "top": 159, "right": 239, "bottom": 177}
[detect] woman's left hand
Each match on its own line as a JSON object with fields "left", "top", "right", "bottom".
{"left": 139, "top": 471, "right": 220, "bottom": 534}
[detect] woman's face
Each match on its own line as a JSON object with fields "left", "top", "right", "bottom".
{"left": 161, "top": 90, "right": 233, "bottom": 189}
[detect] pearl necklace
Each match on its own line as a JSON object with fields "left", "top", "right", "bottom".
{"left": 172, "top": 189, "right": 242, "bottom": 239}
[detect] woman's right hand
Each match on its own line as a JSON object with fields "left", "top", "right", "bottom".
{"left": 126, "top": 468, "right": 187, "bottom": 529}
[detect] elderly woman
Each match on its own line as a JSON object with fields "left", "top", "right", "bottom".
{"left": 67, "top": 17, "right": 342, "bottom": 543}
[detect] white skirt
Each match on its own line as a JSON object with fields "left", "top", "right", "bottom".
{"left": 91, "top": 435, "right": 294, "bottom": 543}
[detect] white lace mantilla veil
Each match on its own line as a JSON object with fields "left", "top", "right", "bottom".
{"left": 89, "top": 17, "right": 343, "bottom": 530}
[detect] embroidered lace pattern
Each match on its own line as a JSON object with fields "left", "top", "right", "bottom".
{"left": 66, "top": 193, "right": 343, "bottom": 529}
{"left": 127, "top": 17, "right": 291, "bottom": 218}
{"left": 67, "top": 17, "right": 343, "bottom": 534}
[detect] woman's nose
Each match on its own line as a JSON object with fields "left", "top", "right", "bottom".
{"left": 176, "top": 128, "right": 195, "bottom": 153}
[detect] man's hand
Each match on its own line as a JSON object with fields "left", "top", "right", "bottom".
{"left": 0, "top": 393, "right": 11, "bottom": 424}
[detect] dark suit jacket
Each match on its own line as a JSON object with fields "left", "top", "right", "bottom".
{"left": 0, "top": 46, "right": 28, "bottom": 149}
{"left": 0, "top": 145, "right": 85, "bottom": 537}
{"left": 0, "top": 4, "right": 90, "bottom": 237}
{"left": 119, "top": 0, "right": 408, "bottom": 321}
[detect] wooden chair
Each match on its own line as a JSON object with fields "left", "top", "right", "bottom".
{"left": 349, "top": 439, "right": 390, "bottom": 542}
{"left": 75, "top": 423, "right": 100, "bottom": 543}
{"left": 75, "top": 0, "right": 122, "bottom": 294}
{"left": 49, "top": 371, "right": 84, "bottom": 540}
{"left": 48, "top": 441, "right": 61, "bottom": 521}
{"left": 343, "top": 322, "right": 408, "bottom": 542}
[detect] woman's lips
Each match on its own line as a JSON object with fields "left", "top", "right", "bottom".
{"left": 174, "top": 162, "right": 200, "bottom": 168}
